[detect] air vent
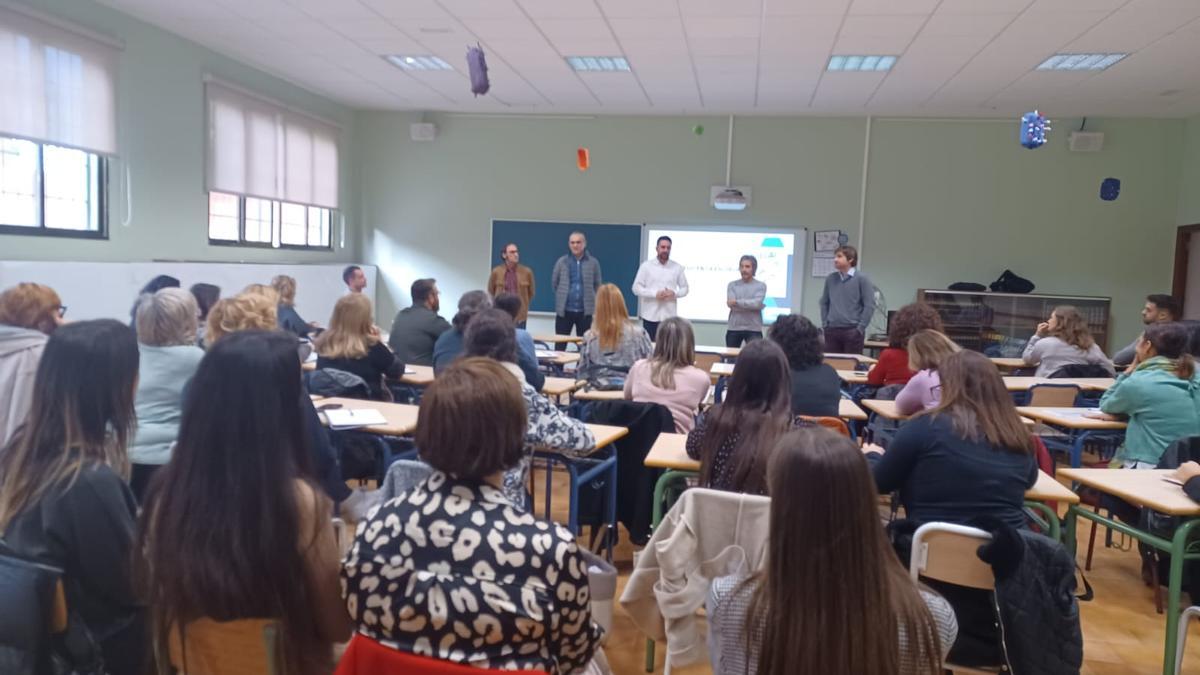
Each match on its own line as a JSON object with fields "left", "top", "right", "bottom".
{"left": 1068, "top": 131, "right": 1104, "bottom": 152}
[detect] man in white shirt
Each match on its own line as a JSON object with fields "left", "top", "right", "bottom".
{"left": 632, "top": 236, "right": 689, "bottom": 341}
{"left": 343, "top": 265, "right": 367, "bottom": 295}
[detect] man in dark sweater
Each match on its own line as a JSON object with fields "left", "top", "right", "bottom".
{"left": 388, "top": 278, "right": 451, "bottom": 366}
{"left": 818, "top": 245, "right": 875, "bottom": 354}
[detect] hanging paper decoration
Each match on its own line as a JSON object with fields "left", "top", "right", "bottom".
{"left": 577, "top": 148, "right": 590, "bottom": 171}
{"left": 1100, "top": 177, "right": 1121, "bottom": 201}
{"left": 1019, "top": 110, "right": 1050, "bottom": 149}
{"left": 693, "top": 125, "right": 705, "bottom": 136}
{"left": 466, "top": 44, "right": 490, "bottom": 96}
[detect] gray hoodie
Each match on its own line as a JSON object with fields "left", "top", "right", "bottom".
{"left": 0, "top": 324, "right": 48, "bottom": 450}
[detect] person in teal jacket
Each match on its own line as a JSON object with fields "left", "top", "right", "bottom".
{"left": 1099, "top": 322, "right": 1200, "bottom": 467}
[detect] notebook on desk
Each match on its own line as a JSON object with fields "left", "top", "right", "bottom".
{"left": 324, "top": 408, "right": 387, "bottom": 430}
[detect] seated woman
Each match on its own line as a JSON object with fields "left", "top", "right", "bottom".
{"left": 129, "top": 288, "right": 205, "bottom": 501}
{"left": 578, "top": 283, "right": 652, "bottom": 390}
{"left": 272, "top": 274, "right": 316, "bottom": 339}
{"left": 867, "top": 302, "right": 944, "bottom": 389}
{"left": 490, "top": 291, "right": 545, "bottom": 390}
{"left": 315, "top": 294, "right": 404, "bottom": 400}
{"left": 1022, "top": 305, "right": 1114, "bottom": 377}
{"left": 894, "top": 330, "right": 960, "bottom": 416}
{"left": 189, "top": 283, "right": 220, "bottom": 347}
{"left": 625, "top": 316, "right": 710, "bottom": 433}
{"left": 687, "top": 339, "right": 799, "bottom": 495}
{"left": 865, "top": 350, "right": 1037, "bottom": 529}
{"left": 432, "top": 290, "right": 491, "bottom": 371}
{"left": 708, "top": 428, "right": 955, "bottom": 675}
{"left": 463, "top": 309, "right": 595, "bottom": 506}
{"left": 137, "top": 330, "right": 351, "bottom": 675}
{"left": 1100, "top": 322, "right": 1200, "bottom": 468}
{"left": 341, "top": 358, "right": 603, "bottom": 673}
{"left": 0, "top": 320, "right": 146, "bottom": 675}
{"left": 0, "top": 282, "right": 64, "bottom": 449}
{"left": 768, "top": 313, "right": 840, "bottom": 418}
{"left": 129, "top": 274, "right": 179, "bottom": 330}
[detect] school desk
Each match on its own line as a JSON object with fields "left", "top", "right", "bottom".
{"left": 1017, "top": 406, "right": 1127, "bottom": 467}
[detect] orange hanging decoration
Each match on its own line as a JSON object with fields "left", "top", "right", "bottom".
{"left": 577, "top": 147, "right": 590, "bottom": 171}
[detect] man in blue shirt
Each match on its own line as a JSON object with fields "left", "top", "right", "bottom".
{"left": 551, "top": 231, "right": 602, "bottom": 350}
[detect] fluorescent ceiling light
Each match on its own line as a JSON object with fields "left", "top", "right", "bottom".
{"left": 827, "top": 55, "right": 897, "bottom": 72}
{"left": 383, "top": 55, "right": 453, "bottom": 71}
{"left": 1036, "top": 53, "right": 1127, "bottom": 71}
{"left": 566, "top": 56, "right": 631, "bottom": 72}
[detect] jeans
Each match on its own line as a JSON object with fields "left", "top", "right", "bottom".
{"left": 725, "top": 330, "right": 762, "bottom": 348}
{"left": 824, "top": 325, "right": 864, "bottom": 354}
{"left": 643, "top": 319, "right": 660, "bottom": 341}
{"left": 555, "top": 311, "right": 591, "bottom": 350}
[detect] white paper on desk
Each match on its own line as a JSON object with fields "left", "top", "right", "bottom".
{"left": 404, "top": 368, "right": 416, "bottom": 374}
{"left": 535, "top": 349, "right": 557, "bottom": 359}
{"left": 304, "top": 351, "right": 318, "bottom": 363}
{"left": 324, "top": 408, "right": 386, "bottom": 430}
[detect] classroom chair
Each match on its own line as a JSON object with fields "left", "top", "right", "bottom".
{"left": 908, "top": 522, "right": 1005, "bottom": 674}
{"left": 824, "top": 356, "right": 860, "bottom": 371}
{"left": 335, "top": 633, "right": 550, "bottom": 675}
{"left": 1026, "top": 383, "right": 1081, "bottom": 408}
{"left": 168, "top": 618, "right": 280, "bottom": 675}
{"left": 796, "top": 415, "right": 851, "bottom": 438}
{"left": 1175, "top": 606, "right": 1200, "bottom": 674}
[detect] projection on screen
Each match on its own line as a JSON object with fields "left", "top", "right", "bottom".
{"left": 644, "top": 227, "right": 796, "bottom": 323}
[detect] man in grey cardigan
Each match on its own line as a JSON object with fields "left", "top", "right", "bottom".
{"left": 551, "top": 231, "right": 602, "bottom": 350}
{"left": 819, "top": 245, "right": 875, "bottom": 354}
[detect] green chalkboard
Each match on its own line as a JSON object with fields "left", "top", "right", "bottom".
{"left": 490, "top": 220, "right": 643, "bottom": 314}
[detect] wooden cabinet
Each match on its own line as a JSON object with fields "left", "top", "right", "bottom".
{"left": 917, "top": 289, "right": 1111, "bottom": 356}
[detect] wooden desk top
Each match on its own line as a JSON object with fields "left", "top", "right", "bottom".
{"left": 302, "top": 360, "right": 316, "bottom": 372}
{"left": 865, "top": 339, "right": 888, "bottom": 349}
{"left": 838, "top": 370, "right": 869, "bottom": 384}
{"left": 991, "top": 357, "right": 1028, "bottom": 371}
{"left": 1017, "top": 407, "right": 1127, "bottom": 430}
{"left": 586, "top": 423, "right": 629, "bottom": 450}
{"left": 533, "top": 334, "right": 583, "bottom": 344}
{"left": 398, "top": 365, "right": 435, "bottom": 386}
{"left": 536, "top": 349, "right": 581, "bottom": 366}
{"left": 710, "top": 362, "right": 735, "bottom": 377}
{"left": 696, "top": 344, "right": 741, "bottom": 358}
{"left": 1003, "top": 376, "right": 1114, "bottom": 392}
{"left": 839, "top": 399, "right": 868, "bottom": 421}
{"left": 1027, "top": 471, "right": 1080, "bottom": 505}
{"left": 827, "top": 352, "right": 879, "bottom": 365}
{"left": 645, "top": 433, "right": 1073, "bottom": 506}
{"left": 861, "top": 399, "right": 906, "bottom": 420}
{"left": 573, "top": 388, "right": 626, "bottom": 401}
{"left": 541, "top": 377, "right": 581, "bottom": 397}
{"left": 1058, "top": 468, "right": 1200, "bottom": 515}
{"left": 318, "top": 397, "right": 420, "bottom": 436}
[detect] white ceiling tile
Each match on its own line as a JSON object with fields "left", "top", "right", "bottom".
{"left": 850, "top": 0, "right": 938, "bottom": 14}
{"left": 766, "top": 0, "right": 851, "bottom": 16}
{"left": 536, "top": 18, "right": 616, "bottom": 42}
{"left": 812, "top": 71, "right": 887, "bottom": 107}
{"left": 937, "top": 0, "right": 1033, "bottom": 13}
{"left": 923, "top": 13, "right": 1016, "bottom": 38}
{"left": 516, "top": 0, "right": 602, "bottom": 19}
{"left": 684, "top": 17, "right": 761, "bottom": 39}
{"left": 460, "top": 18, "right": 544, "bottom": 40}
{"left": 577, "top": 72, "right": 650, "bottom": 104}
{"left": 1066, "top": 3, "right": 1200, "bottom": 52}
{"left": 609, "top": 17, "right": 686, "bottom": 40}
{"left": 358, "top": 0, "right": 452, "bottom": 20}
{"left": 1027, "top": 0, "right": 1127, "bottom": 10}
{"left": 326, "top": 19, "right": 411, "bottom": 41}
{"left": 833, "top": 35, "right": 915, "bottom": 53}
{"left": 437, "top": 0, "right": 526, "bottom": 19}
{"left": 689, "top": 38, "right": 759, "bottom": 57}
{"left": 596, "top": 0, "right": 678, "bottom": 19}
{"left": 839, "top": 14, "right": 927, "bottom": 38}
{"left": 211, "top": 0, "right": 300, "bottom": 20}
{"left": 285, "top": 0, "right": 378, "bottom": 19}
{"left": 359, "top": 37, "right": 431, "bottom": 55}
{"left": 546, "top": 38, "right": 623, "bottom": 54}
{"left": 679, "top": 0, "right": 762, "bottom": 17}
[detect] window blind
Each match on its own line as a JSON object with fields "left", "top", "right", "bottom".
{"left": 0, "top": 6, "right": 119, "bottom": 155}
{"left": 205, "top": 80, "right": 340, "bottom": 209}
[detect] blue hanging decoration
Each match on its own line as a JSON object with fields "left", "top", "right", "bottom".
{"left": 466, "top": 44, "right": 490, "bottom": 96}
{"left": 1100, "top": 177, "right": 1121, "bottom": 201}
{"left": 1019, "top": 110, "right": 1050, "bottom": 149}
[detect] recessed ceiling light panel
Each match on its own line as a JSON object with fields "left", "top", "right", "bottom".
{"left": 383, "top": 54, "right": 453, "bottom": 71}
{"left": 1036, "top": 53, "right": 1127, "bottom": 71}
{"left": 566, "top": 56, "right": 631, "bottom": 72}
{"left": 827, "top": 55, "right": 897, "bottom": 72}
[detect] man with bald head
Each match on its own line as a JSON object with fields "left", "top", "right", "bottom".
{"left": 551, "top": 231, "right": 602, "bottom": 350}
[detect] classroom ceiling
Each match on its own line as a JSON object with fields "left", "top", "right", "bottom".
{"left": 98, "top": 0, "right": 1200, "bottom": 117}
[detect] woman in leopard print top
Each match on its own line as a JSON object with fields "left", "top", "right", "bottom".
{"left": 341, "top": 358, "right": 602, "bottom": 673}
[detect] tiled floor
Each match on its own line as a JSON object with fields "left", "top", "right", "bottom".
{"left": 530, "top": 468, "right": 1200, "bottom": 675}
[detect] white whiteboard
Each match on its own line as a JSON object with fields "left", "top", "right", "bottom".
{"left": 0, "top": 261, "right": 377, "bottom": 326}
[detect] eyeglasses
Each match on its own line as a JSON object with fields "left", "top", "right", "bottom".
{"left": 56, "top": 305, "right": 67, "bottom": 318}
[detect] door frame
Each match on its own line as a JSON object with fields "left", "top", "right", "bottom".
{"left": 1172, "top": 224, "right": 1200, "bottom": 309}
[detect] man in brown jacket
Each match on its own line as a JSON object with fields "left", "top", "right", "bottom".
{"left": 488, "top": 242, "right": 535, "bottom": 327}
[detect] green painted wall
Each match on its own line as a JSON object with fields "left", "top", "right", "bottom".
{"left": 359, "top": 112, "right": 1183, "bottom": 348}
{"left": 1180, "top": 114, "right": 1200, "bottom": 226}
{"left": 3, "top": 0, "right": 359, "bottom": 265}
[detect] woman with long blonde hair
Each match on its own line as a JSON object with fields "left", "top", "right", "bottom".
{"left": 894, "top": 330, "right": 960, "bottom": 415}
{"left": 578, "top": 283, "right": 651, "bottom": 390}
{"left": 272, "top": 274, "right": 317, "bottom": 338}
{"left": 1022, "top": 305, "right": 1114, "bottom": 377}
{"left": 624, "top": 316, "right": 710, "bottom": 432}
{"left": 314, "top": 293, "right": 403, "bottom": 399}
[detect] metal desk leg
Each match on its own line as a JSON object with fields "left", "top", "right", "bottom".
{"left": 1164, "top": 519, "right": 1200, "bottom": 675}
{"left": 1024, "top": 501, "right": 1060, "bottom": 541}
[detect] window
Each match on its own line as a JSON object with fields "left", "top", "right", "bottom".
{"left": 208, "top": 191, "right": 332, "bottom": 249}
{"left": 0, "top": 136, "right": 106, "bottom": 238}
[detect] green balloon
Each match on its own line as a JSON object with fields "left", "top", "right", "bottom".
{"left": 693, "top": 125, "right": 704, "bottom": 135}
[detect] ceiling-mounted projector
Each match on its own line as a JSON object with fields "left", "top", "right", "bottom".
{"left": 712, "top": 186, "right": 750, "bottom": 211}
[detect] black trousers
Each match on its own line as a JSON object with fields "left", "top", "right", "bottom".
{"left": 642, "top": 319, "right": 660, "bottom": 341}
{"left": 555, "top": 311, "right": 591, "bottom": 350}
{"left": 824, "top": 325, "right": 865, "bottom": 354}
{"left": 725, "top": 330, "right": 762, "bottom": 348}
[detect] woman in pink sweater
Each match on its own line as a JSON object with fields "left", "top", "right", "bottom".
{"left": 625, "top": 317, "right": 711, "bottom": 433}
{"left": 894, "top": 330, "right": 960, "bottom": 416}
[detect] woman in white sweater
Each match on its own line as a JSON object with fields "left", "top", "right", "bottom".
{"left": 130, "top": 288, "right": 205, "bottom": 500}
{"left": 1022, "top": 305, "right": 1114, "bottom": 377}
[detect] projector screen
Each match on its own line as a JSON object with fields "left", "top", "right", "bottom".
{"left": 643, "top": 225, "right": 803, "bottom": 323}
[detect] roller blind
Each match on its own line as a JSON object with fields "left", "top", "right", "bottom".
{"left": 205, "top": 80, "right": 340, "bottom": 209}
{"left": 0, "top": 6, "right": 119, "bottom": 155}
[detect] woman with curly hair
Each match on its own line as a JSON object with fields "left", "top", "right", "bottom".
{"left": 867, "top": 303, "right": 945, "bottom": 387}
{"left": 1022, "top": 305, "right": 1114, "bottom": 377}
{"left": 769, "top": 314, "right": 841, "bottom": 417}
